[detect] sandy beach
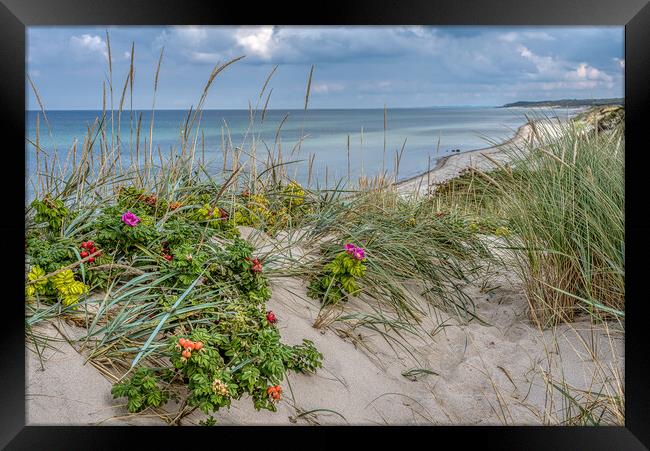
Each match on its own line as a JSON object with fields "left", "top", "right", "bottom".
{"left": 395, "top": 114, "right": 573, "bottom": 195}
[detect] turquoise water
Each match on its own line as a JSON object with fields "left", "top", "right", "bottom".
{"left": 26, "top": 107, "right": 581, "bottom": 188}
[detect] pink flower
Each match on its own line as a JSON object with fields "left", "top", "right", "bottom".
{"left": 121, "top": 211, "right": 140, "bottom": 227}
{"left": 353, "top": 247, "right": 365, "bottom": 261}
{"left": 251, "top": 258, "right": 263, "bottom": 273}
{"left": 344, "top": 243, "right": 356, "bottom": 254}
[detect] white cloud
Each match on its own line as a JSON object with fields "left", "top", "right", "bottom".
{"left": 499, "top": 31, "right": 555, "bottom": 42}
{"left": 513, "top": 44, "right": 615, "bottom": 93}
{"left": 174, "top": 26, "right": 208, "bottom": 46}
{"left": 160, "top": 26, "right": 441, "bottom": 65}
{"left": 70, "top": 34, "right": 108, "bottom": 59}
{"left": 235, "top": 26, "right": 275, "bottom": 59}
{"left": 568, "top": 62, "right": 612, "bottom": 82}
{"left": 312, "top": 82, "right": 345, "bottom": 94}
{"left": 614, "top": 57, "right": 625, "bottom": 69}
{"left": 188, "top": 51, "right": 223, "bottom": 63}
{"left": 123, "top": 51, "right": 131, "bottom": 59}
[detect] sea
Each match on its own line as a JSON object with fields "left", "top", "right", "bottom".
{"left": 25, "top": 107, "right": 583, "bottom": 190}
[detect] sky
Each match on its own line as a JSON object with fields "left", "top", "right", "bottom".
{"left": 26, "top": 26, "right": 624, "bottom": 110}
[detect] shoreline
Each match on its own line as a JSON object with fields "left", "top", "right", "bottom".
{"left": 394, "top": 110, "right": 585, "bottom": 194}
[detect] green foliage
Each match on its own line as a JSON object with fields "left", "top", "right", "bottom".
{"left": 283, "top": 339, "right": 323, "bottom": 374}
{"left": 282, "top": 180, "right": 306, "bottom": 209}
{"left": 111, "top": 367, "right": 169, "bottom": 413}
{"left": 188, "top": 203, "right": 239, "bottom": 239}
{"left": 233, "top": 182, "right": 313, "bottom": 234}
{"left": 31, "top": 197, "right": 69, "bottom": 232}
{"left": 26, "top": 180, "right": 323, "bottom": 421}
{"left": 116, "top": 186, "right": 168, "bottom": 218}
{"left": 94, "top": 206, "right": 160, "bottom": 256}
{"left": 159, "top": 327, "right": 322, "bottom": 415}
{"left": 199, "top": 416, "right": 217, "bottom": 426}
{"left": 208, "top": 238, "right": 270, "bottom": 304}
{"left": 308, "top": 251, "right": 366, "bottom": 305}
{"left": 26, "top": 235, "right": 76, "bottom": 273}
{"left": 164, "top": 242, "right": 209, "bottom": 286}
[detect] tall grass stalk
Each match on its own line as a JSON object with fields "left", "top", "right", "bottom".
{"left": 498, "top": 119, "right": 624, "bottom": 326}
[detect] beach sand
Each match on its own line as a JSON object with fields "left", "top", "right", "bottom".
{"left": 26, "top": 227, "right": 623, "bottom": 426}
{"left": 396, "top": 117, "right": 568, "bottom": 195}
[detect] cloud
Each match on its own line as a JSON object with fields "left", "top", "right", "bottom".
{"left": 569, "top": 62, "right": 612, "bottom": 82}
{"left": 515, "top": 45, "right": 614, "bottom": 89}
{"left": 158, "top": 26, "right": 441, "bottom": 65}
{"left": 312, "top": 82, "right": 345, "bottom": 94}
{"left": 70, "top": 34, "right": 108, "bottom": 59}
{"left": 498, "top": 31, "right": 555, "bottom": 42}
{"left": 175, "top": 26, "right": 208, "bottom": 46}
{"left": 235, "top": 26, "right": 275, "bottom": 59}
{"left": 188, "top": 51, "right": 223, "bottom": 63}
{"left": 27, "top": 26, "right": 624, "bottom": 109}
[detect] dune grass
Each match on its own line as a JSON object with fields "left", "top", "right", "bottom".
{"left": 24, "top": 36, "right": 624, "bottom": 425}
{"left": 497, "top": 118, "right": 624, "bottom": 327}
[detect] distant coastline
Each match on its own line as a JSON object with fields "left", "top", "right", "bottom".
{"left": 500, "top": 98, "right": 623, "bottom": 108}
{"left": 396, "top": 106, "right": 590, "bottom": 193}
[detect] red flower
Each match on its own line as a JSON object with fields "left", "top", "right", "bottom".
{"left": 267, "top": 385, "right": 282, "bottom": 401}
{"left": 251, "top": 258, "right": 263, "bottom": 273}
{"left": 266, "top": 311, "right": 277, "bottom": 324}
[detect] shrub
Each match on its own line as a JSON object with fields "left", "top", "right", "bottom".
{"left": 308, "top": 244, "right": 367, "bottom": 305}
{"left": 31, "top": 197, "right": 69, "bottom": 232}
{"left": 111, "top": 367, "right": 170, "bottom": 413}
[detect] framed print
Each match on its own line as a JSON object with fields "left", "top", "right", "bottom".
{"left": 2, "top": 0, "right": 649, "bottom": 449}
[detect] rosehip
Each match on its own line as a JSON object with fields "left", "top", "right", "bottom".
{"left": 90, "top": 247, "right": 97, "bottom": 254}
{"left": 185, "top": 342, "right": 195, "bottom": 351}
{"left": 88, "top": 257, "right": 95, "bottom": 263}
{"left": 179, "top": 338, "right": 187, "bottom": 347}
{"left": 194, "top": 341, "right": 204, "bottom": 351}
{"left": 182, "top": 350, "right": 191, "bottom": 359}
{"left": 80, "top": 251, "right": 89, "bottom": 258}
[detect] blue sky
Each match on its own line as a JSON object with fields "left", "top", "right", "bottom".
{"left": 27, "top": 26, "right": 624, "bottom": 110}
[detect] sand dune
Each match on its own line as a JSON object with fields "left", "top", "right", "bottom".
{"left": 26, "top": 228, "right": 623, "bottom": 426}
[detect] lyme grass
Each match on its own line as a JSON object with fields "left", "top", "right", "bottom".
{"left": 497, "top": 118, "right": 625, "bottom": 327}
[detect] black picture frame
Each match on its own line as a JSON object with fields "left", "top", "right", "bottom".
{"left": 2, "top": 0, "right": 649, "bottom": 449}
